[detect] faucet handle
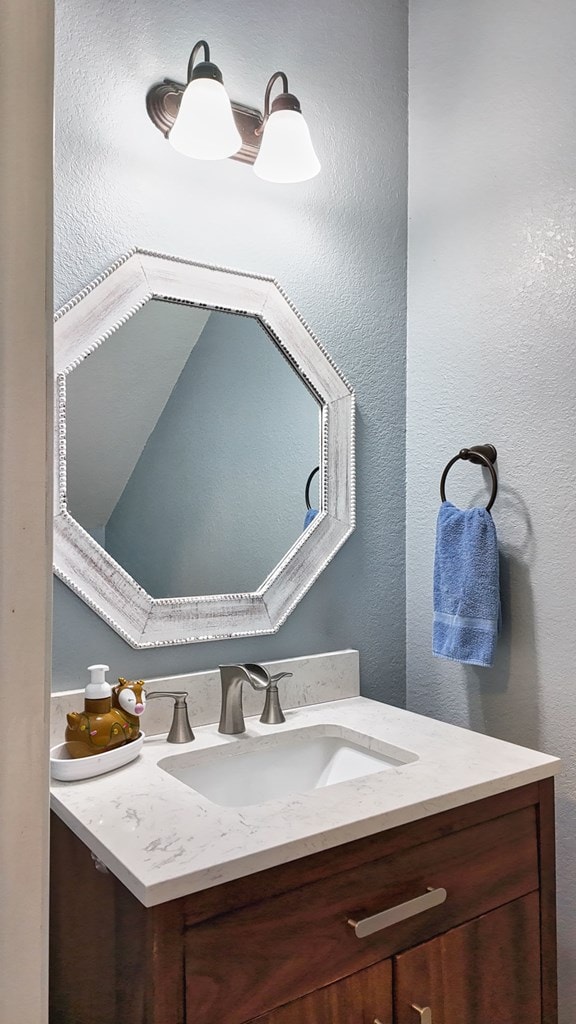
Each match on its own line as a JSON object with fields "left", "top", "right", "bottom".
{"left": 145, "top": 691, "right": 195, "bottom": 743}
{"left": 260, "top": 671, "right": 292, "bottom": 725}
{"left": 270, "top": 671, "right": 293, "bottom": 685}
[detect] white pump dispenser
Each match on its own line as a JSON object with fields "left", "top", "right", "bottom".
{"left": 85, "top": 664, "right": 112, "bottom": 700}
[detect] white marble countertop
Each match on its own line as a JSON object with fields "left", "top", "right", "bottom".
{"left": 50, "top": 696, "right": 560, "bottom": 907}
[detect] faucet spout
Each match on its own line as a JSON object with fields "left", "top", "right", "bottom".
{"left": 218, "top": 664, "right": 269, "bottom": 735}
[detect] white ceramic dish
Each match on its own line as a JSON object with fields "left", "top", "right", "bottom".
{"left": 50, "top": 732, "right": 145, "bottom": 781}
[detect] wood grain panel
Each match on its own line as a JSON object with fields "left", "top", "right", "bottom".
{"left": 50, "top": 814, "right": 117, "bottom": 1024}
{"left": 250, "top": 960, "right": 392, "bottom": 1024}
{"left": 114, "top": 883, "right": 185, "bottom": 1024}
{"left": 50, "top": 813, "right": 186, "bottom": 1024}
{"left": 185, "top": 806, "right": 538, "bottom": 1024}
{"left": 394, "top": 893, "right": 541, "bottom": 1024}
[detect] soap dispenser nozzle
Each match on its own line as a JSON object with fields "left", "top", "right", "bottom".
{"left": 85, "top": 664, "right": 112, "bottom": 701}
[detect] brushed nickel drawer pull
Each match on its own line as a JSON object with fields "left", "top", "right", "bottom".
{"left": 347, "top": 886, "right": 447, "bottom": 938}
{"left": 412, "top": 1006, "right": 432, "bottom": 1023}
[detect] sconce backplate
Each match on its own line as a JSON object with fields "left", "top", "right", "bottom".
{"left": 146, "top": 80, "right": 263, "bottom": 165}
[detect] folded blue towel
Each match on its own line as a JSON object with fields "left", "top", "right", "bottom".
{"left": 433, "top": 501, "right": 500, "bottom": 667}
{"left": 304, "top": 508, "right": 319, "bottom": 530}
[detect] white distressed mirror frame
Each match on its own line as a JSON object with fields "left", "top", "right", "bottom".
{"left": 54, "top": 249, "right": 355, "bottom": 648}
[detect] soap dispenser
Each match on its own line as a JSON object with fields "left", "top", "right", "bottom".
{"left": 65, "top": 664, "right": 120, "bottom": 758}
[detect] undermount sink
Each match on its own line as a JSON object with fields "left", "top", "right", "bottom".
{"left": 158, "top": 725, "right": 418, "bottom": 808}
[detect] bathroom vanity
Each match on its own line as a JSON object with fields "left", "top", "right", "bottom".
{"left": 49, "top": 691, "right": 559, "bottom": 1024}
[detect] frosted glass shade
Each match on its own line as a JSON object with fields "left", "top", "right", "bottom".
{"left": 169, "top": 78, "right": 241, "bottom": 160}
{"left": 254, "top": 109, "right": 321, "bottom": 184}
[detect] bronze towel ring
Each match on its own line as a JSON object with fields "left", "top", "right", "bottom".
{"left": 305, "top": 466, "right": 319, "bottom": 510}
{"left": 440, "top": 444, "right": 498, "bottom": 513}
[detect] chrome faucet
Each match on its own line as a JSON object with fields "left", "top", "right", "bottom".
{"left": 218, "top": 663, "right": 293, "bottom": 735}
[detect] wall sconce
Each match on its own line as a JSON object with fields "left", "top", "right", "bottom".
{"left": 146, "top": 41, "right": 321, "bottom": 183}
{"left": 254, "top": 72, "right": 321, "bottom": 184}
{"left": 168, "top": 40, "right": 241, "bottom": 160}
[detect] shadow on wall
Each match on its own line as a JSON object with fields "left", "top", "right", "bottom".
{"left": 463, "top": 483, "right": 541, "bottom": 750}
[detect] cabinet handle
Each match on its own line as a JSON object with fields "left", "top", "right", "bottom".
{"left": 347, "top": 887, "right": 447, "bottom": 938}
{"left": 412, "top": 1007, "right": 432, "bottom": 1023}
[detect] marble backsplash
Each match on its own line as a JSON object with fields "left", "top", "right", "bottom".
{"left": 50, "top": 649, "right": 359, "bottom": 748}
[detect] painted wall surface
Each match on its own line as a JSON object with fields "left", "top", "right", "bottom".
{"left": 407, "top": 2, "right": 576, "bottom": 1018}
{"left": 53, "top": 0, "right": 408, "bottom": 696}
{"left": 106, "top": 311, "right": 319, "bottom": 596}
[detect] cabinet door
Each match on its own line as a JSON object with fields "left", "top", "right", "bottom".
{"left": 251, "top": 960, "right": 393, "bottom": 1024}
{"left": 394, "top": 892, "right": 541, "bottom": 1024}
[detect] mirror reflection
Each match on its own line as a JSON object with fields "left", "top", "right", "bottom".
{"left": 66, "top": 300, "right": 320, "bottom": 597}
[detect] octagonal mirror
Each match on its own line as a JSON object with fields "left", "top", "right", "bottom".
{"left": 54, "top": 249, "right": 355, "bottom": 647}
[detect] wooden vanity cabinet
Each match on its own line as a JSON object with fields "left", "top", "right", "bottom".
{"left": 250, "top": 895, "right": 541, "bottom": 1024}
{"left": 50, "top": 779, "right": 557, "bottom": 1024}
{"left": 249, "top": 961, "right": 393, "bottom": 1024}
{"left": 393, "top": 893, "right": 542, "bottom": 1024}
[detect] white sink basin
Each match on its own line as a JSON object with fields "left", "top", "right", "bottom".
{"left": 158, "top": 725, "right": 418, "bottom": 807}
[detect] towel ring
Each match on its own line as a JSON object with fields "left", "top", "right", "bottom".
{"left": 305, "top": 466, "right": 319, "bottom": 510}
{"left": 440, "top": 444, "right": 498, "bottom": 513}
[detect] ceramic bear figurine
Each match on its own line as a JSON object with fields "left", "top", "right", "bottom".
{"left": 65, "top": 675, "right": 146, "bottom": 759}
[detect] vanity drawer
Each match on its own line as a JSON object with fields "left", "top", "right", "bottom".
{"left": 184, "top": 805, "right": 539, "bottom": 1024}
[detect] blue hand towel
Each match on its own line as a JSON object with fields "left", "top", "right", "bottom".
{"left": 304, "top": 508, "right": 319, "bottom": 530}
{"left": 433, "top": 501, "right": 500, "bottom": 667}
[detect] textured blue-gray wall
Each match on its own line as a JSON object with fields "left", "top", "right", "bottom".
{"left": 407, "top": 2, "right": 576, "bottom": 1018}
{"left": 106, "top": 311, "right": 319, "bottom": 597}
{"left": 53, "top": 0, "right": 408, "bottom": 695}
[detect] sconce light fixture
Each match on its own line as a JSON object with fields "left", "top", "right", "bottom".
{"left": 146, "top": 41, "right": 321, "bottom": 183}
{"left": 168, "top": 40, "right": 241, "bottom": 160}
{"left": 254, "top": 72, "right": 321, "bottom": 184}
